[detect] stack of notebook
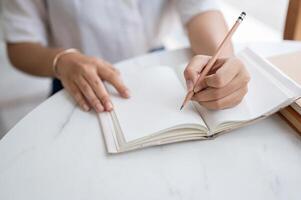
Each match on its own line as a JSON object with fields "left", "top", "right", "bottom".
{"left": 269, "top": 51, "right": 301, "bottom": 133}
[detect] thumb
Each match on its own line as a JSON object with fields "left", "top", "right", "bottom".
{"left": 184, "top": 55, "right": 211, "bottom": 91}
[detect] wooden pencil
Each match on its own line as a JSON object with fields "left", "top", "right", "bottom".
{"left": 180, "top": 11, "right": 246, "bottom": 110}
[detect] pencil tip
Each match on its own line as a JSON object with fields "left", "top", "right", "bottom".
{"left": 180, "top": 105, "right": 184, "bottom": 110}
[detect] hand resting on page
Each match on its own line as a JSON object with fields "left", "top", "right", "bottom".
{"left": 56, "top": 52, "right": 130, "bottom": 112}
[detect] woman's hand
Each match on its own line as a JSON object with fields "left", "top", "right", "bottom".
{"left": 184, "top": 55, "right": 250, "bottom": 110}
{"left": 56, "top": 52, "right": 130, "bottom": 112}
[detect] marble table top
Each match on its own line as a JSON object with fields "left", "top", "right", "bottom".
{"left": 1, "top": 42, "right": 301, "bottom": 200}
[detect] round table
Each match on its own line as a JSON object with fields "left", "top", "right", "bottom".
{"left": 1, "top": 42, "right": 301, "bottom": 200}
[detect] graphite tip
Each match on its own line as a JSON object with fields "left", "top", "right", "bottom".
{"left": 180, "top": 105, "right": 184, "bottom": 110}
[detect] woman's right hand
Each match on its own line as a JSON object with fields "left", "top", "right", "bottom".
{"left": 55, "top": 52, "right": 130, "bottom": 113}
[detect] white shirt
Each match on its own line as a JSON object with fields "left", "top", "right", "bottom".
{"left": 2, "top": 0, "right": 219, "bottom": 63}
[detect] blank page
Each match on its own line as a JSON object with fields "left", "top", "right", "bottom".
{"left": 106, "top": 65, "right": 206, "bottom": 142}
{"left": 198, "top": 48, "right": 301, "bottom": 132}
{"left": 268, "top": 51, "right": 301, "bottom": 107}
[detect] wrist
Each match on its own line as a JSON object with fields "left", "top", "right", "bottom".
{"left": 52, "top": 48, "right": 80, "bottom": 78}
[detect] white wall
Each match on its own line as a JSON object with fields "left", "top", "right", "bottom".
{"left": 164, "top": 0, "right": 285, "bottom": 49}
{"left": 223, "top": 0, "right": 288, "bottom": 32}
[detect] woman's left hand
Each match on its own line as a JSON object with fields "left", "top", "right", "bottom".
{"left": 184, "top": 55, "right": 250, "bottom": 110}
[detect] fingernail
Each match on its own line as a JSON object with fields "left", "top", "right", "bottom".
{"left": 123, "top": 89, "right": 131, "bottom": 98}
{"left": 194, "top": 85, "right": 202, "bottom": 93}
{"left": 186, "top": 80, "right": 193, "bottom": 91}
{"left": 83, "top": 104, "right": 90, "bottom": 111}
{"left": 96, "top": 103, "right": 104, "bottom": 112}
{"left": 105, "top": 101, "right": 113, "bottom": 111}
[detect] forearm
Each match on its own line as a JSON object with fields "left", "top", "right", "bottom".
{"left": 7, "top": 42, "right": 63, "bottom": 77}
{"left": 187, "top": 10, "right": 234, "bottom": 57}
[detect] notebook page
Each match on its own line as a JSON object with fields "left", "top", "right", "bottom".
{"left": 106, "top": 65, "right": 206, "bottom": 142}
{"left": 196, "top": 48, "right": 301, "bottom": 132}
{"left": 174, "top": 60, "right": 256, "bottom": 131}
{"left": 195, "top": 100, "right": 253, "bottom": 132}
{"left": 268, "top": 52, "right": 301, "bottom": 108}
{"left": 239, "top": 49, "right": 301, "bottom": 116}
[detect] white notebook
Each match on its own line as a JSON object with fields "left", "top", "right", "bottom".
{"left": 99, "top": 48, "right": 301, "bottom": 153}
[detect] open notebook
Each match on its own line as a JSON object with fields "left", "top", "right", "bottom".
{"left": 99, "top": 48, "right": 301, "bottom": 153}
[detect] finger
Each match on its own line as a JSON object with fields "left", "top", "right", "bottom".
{"left": 192, "top": 68, "right": 250, "bottom": 102}
{"left": 102, "top": 60, "right": 120, "bottom": 74}
{"left": 63, "top": 81, "right": 90, "bottom": 111}
{"left": 204, "top": 58, "right": 243, "bottom": 88}
{"left": 208, "top": 58, "right": 227, "bottom": 74}
{"left": 194, "top": 58, "right": 227, "bottom": 92}
{"left": 199, "top": 86, "right": 248, "bottom": 110}
{"left": 93, "top": 58, "right": 118, "bottom": 73}
{"left": 75, "top": 76, "right": 105, "bottom": 113}
{"left": 84, "top": 72, "right": 113, "bottom": 111}
{"left": 98, "top": 67, "right": 130, "bottom": 98}
{"left": 184, "top": 55, "right": 211, "bottom": 90}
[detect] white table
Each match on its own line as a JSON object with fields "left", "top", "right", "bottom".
{"left": 1, "top": 42, "right": 301, "bottom": 200}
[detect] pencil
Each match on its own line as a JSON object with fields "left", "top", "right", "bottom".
{"left": 180, "top": 11, "right": 246, "bottom": 110}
